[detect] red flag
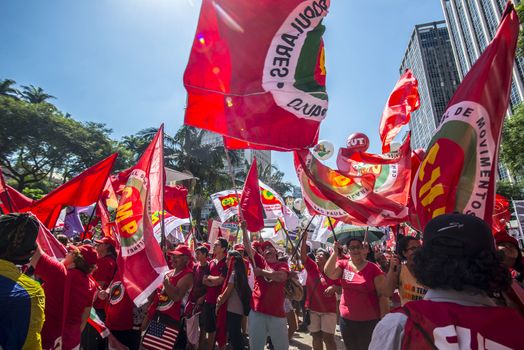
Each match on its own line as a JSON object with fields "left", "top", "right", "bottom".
{"left": 294, "top": 150, "right": 408, "bottom": 226}
{"left": 164, "top": 185, "right": 190, "bottom": 219}
{"left": 379, "top": 69, "right": 420, "bottom": 153}
{"left": 492, "top": 194, "right": 511, "bottom": 234}
{"left": 35, "top": 219, "right": 67, "bottom": 260}
{"left": 114, "top": 127, "right": 169, "bottom": 306}
{"left": 240, "top": 158, "right": 264, "bottom": 232}
{"left": 0, "top": 168, "right": 35, "bottom": 213}
{"left": 184, "top": 0, "right": 330, "bottom": 150}
{"left": 22, "top": 154, "right": 117, "bottom": 228}
{"left": 411, "top": 3, "right": 519, "bottom": 229}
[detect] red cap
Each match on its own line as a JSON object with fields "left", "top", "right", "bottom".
{"left": 494, "top": 230, "right": 519, "bottom": 248}
{"left": 234, "top": 244, "right": 245, "bottom": 251}
{"left": 78, "top": 244, "right": 99, "bottom": 266}
{"left": 168, "top": 244, "right": 193, "bottom": 258}
{"left": 260, "top": 241, "right": 276, "bottom": 251}
{"left": 94, "top": 236, "right": 117, "bottom": 248}
{"left": 252, "top": 241, "right": 261, "bottom": 250}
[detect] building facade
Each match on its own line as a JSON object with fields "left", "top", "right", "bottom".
{"left": 400, "top": 21, "right": 460, "bottom": 150}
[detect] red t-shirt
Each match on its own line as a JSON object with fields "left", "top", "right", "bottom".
{"left": 149, "top": 268, "right": 193, "bottom": 322}
{"left": 35, "top": 253, "right": 96, "bottom": 349}
{"left": 92, "top": 255, "right": 116, "bottom": 310}
{"left": 336, "top": 259, "right": 383, "bottom": 321}
{"left": 251, "top": 252, "right": 289, "bottom": 318}
{"left": 205, "top": 257, "right": 227, "bottom": 304}
{"left": 304, "top": 257, "right": 338, "bottom": 313}
{"left": 105, "top": 274, "right": 134, "bottom": 331}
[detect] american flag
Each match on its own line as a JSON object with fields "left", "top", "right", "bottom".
{"left": 142, "top": 319, "right": 179, "bottom": 350}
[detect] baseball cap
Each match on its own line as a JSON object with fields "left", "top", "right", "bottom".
{"left": 94, "top": 236, "right": 117, "bottom": 248}
{"left": 494, "top": 230, "right": 519, "bottom": 248}
{"left": 168, "top": 244, "right": 193, "bottom": 258}
{"left": 423, "top": 213, "right": 495, "bottom": 257}
{"left": 234, "top": 244, "right": 245, "bottom": 251}
{"left": 77, "top": 244, "right": 99, "bottom": 266}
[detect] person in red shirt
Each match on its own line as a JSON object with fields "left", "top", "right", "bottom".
{"left": 144, "top": 244, "right": 194, "bottom": 349}
{"left": 494, "top": 230, "right": 524, "bottom": 283}
{"left": 81, "top": 236, "right": 117, "bottom": 349}
{"left": 325, "top": 238, "right": 390, "bottom": 350}
{"left": 300, "top": 230, "right": 340, "bottom": 350}
{"left": 188, "top": 244, "right": 210, "bottom": 349}
{"left": 242, "top": 222, "right": 289, "bottom": 350}
{"left": 202, "top": 237, "right": 228, "bottom": 350}
{"left": 31, "top": 243, "right": 98, "bottom": 350}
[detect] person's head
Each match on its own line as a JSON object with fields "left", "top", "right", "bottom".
{"left": 261, "top": 241, "right": 278, "bottom": 263}
{"left": 94, "top": 236, "right": 117, "bottom": 258}
{"left": 494, "top": 230, "right": 522, "bottom": 269}
{"left": 0, "top": 213, "right": 39, "bottom": 265}
{"left": 214, "top": 237, "right": 228, "bottom": 257}
{"left": 56, "top": 234, "right": 69, "bottom": 247}
{"left": 397, "top": 236, "right": 421, "bottom": 262}
{"left": 227, "top": 250, "right": 245, "bottom": 271}
{"left": 167, "top": 244, "right": 193, "bottom": 270}
{"left": 345, "top": 238, "right": 368, "bottom": 263}
{"left": 234, "top": 244, "right": 245, "bottom": 256}
{"left": 414, "top": 213, "right": 511, "bottom": 294}
{"left": 315, "top": 248, "right": 330, "bottom": 268}
{"left": 195, "top": 245, "right": 209, "bottom": 263}
{"left": 374, "top": 251, "right": 389, "bottom": 272}
{"left": 65, "top": 244, "right": 98, "bottom": 274}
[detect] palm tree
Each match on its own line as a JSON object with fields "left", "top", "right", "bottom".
{"left": 20, "top": 85, "right": 55, "bottom": 103}
{"left": 0, "top": 79, "right": 19, "bottom": 98}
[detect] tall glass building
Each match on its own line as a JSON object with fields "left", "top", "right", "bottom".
{"left": 400, "top": 21, "right": 460, "bottom": 150}
{"left": 441, "top": 0, "right": 524, "bottom": 111}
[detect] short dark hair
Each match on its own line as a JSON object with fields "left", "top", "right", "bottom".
{"left": 216, "top": 237, "right": 229, "bottom": 250}
{"left": 315, "top": 248, "right": 330, "bottom": 258}
{"left": 396, "top": 236, "right": 419, "bottom": 260}
{"left": 0, "top": 213, "right": 39, "bottom": 264}
{"left": 413, "top": 244, "right": 511, "bottom": 294}
{"left": 195, "top": 246, "right": 209, "bottom": 255}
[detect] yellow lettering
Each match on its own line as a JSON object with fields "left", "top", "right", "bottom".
{"left": 116, "top": 202, "right": 133, "bottom": 222}
{"left": 418, "top": 143, "right": 446, "bottom": 215}
{"left": 122, "top": 187, "right": 132, "bottom": 199}
{"left": 121, "top": 221, "right": 137, "bottom": 235}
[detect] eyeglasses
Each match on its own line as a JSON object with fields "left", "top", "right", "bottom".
{"left": 347, "top": 246, "right": 363, "bottom": 251}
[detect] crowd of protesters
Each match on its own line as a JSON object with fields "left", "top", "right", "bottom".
{"left": 2, "top": 212, "right": 524, "bottom": 350}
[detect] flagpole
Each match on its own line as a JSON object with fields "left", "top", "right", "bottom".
{"left": 160, "top": 125, "right": 166, "bottom": 252}
{"left": 327, "top": 216, "right": 338, "bottom": 243}
{"left": 288, "top": 215, "right": 316, "bottom": 263}
{"left": 81, "top": 201, "right": 99, "bottom": 241}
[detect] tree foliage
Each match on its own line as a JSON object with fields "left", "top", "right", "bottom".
{"left": 501, "top": 103, "right": 524, "bottom": 178}
{"left": 497, "top": 180, "right": 524, "bottom": 200}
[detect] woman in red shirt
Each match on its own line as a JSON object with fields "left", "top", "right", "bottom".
{"left": 31, "top": 244, "right": 98, "bottom": 350}
{"left": 325, "top": 239, "right": 390, "bottom": 350}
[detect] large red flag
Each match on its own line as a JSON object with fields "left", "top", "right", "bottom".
{"left": 240, "top": 158, "right": 264, "bottom": 232}
{"left": 411, "top": 3, "right": 519, "bottom": 229}
{"left": 164, "top": 185, "right": 190, "bottom": 219}
{"left": 0, "top": 168, "right": 35, "bottom": 213}
{"left": 379, "top": 69, "right": 420, "bottom": 153}
{"left": 184, "top": 0, "right": 330, "bottom": 150}
{"left": 114, "top": 127, "right": 169, "bottom": 306}
{"left": 22, "top": 154, "right": 118, "bottom": 228}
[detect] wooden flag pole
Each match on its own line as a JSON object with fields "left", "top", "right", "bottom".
{"left": 327, "top": 217, "right": 338, "bottom": 243}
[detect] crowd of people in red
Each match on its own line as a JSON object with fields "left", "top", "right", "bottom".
{"left": 1, "top": 212, "right": 524, "bottom": 350}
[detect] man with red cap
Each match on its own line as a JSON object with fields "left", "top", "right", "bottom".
{"left": 143, "top": 244, "right": 194, "bottom": 349}
{"left": 31, "top": 243, "right": 98, "bottom": 349}
{"left": 494, "top": 230, "right": 523, "bottom": 283}
{"left": 242, "top": 222, "right": 289, "bottom": 350}
{"left": 82, "top": 236, "right": 117, "bottom": 349}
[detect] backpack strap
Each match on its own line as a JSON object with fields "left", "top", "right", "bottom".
{"left": 401, "top": 306, "right": 438, "bottom": 350}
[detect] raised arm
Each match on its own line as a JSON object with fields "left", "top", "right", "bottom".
{"left": 384, "top": 255, "right": 401, "bottom": 297}
{"left": 241, "top": 221, "right": 254, "bottom": 262}
{"left": 300, "top": 229, "right": 309, "bottom": 263}
{"left": 324, "top": 242, "right": 343, "bottom": 280}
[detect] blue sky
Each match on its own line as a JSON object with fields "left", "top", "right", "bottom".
{"left": 0, "top": 0, "right": 444, "bottom": 186}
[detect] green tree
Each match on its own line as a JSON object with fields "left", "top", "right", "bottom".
{"left": 497, "top": 180, "right": 524, "bottom": 200}
{"left": 517, "top": 2, "right": 524, "bottom": 57}
{"left": 0, "top": 96, "right": 121, "bottom": 191}
{"left": 257, "top": 163, "right": 293, "bottom": 196}
{"left": 0, "top": 79, "right": 19, "bottom": 98}
{"left": 20, "top": 84, "right": 55, "bottom": 103}
{"left": 500, "top": 103, "right": 524, "bottom": 178}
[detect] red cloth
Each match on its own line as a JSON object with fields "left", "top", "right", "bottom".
{"left": 23, "top": 153, "right": 118, "bottom": 229}
{"left": 205, "top": 257, "right": 228, "bottom": 304}
{"left": 164, "top": 185, "right": 190, "bottom": 218}
{"left": 115, "top": 127, "right": 168, "bottom": 306}
{"left": 36, "top": 221, "right": 67, "bottom": 260}
{"left": 35, "top": 253, "right": 96, "bottom": 349}
{"left": 149, "top": 267, "right": 193, "bottom": 322}
{"left": 251, "top": 252, "right": 289, "bottom": 318}
{"left": 411, "top": 3, "right": 519, "bottom": 229}
{"left": 492, "top": 194, "right": 511, "bottom": 234}
{"left": 104, "top": 273, "right": 135, "bottom": 331}
{"left": 398, "top": 300, "right": 524, "bottom": 350}
{"left": 92, "top": 256, "right": 117, "bottom": 310}
{"left": 239, "top": 158, "right": 264, "bottom": 232}
{"left": 304, "top": 257, "right": 337, "bottom": 313}
{"left": 183, "top": 0, "right": 330, "bottom": 150}
{"left": 379, "top": 69, "right": 420, "bottom": 153}
{"left": 336, "top": 259, "right": 383, "bottom": 321}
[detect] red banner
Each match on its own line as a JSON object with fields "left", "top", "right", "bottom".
{"left": 411, "top": 3, "right": 519, "bottom": 229}
{"left": 184, "top": 0, "right": 330, "bottom": 150}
